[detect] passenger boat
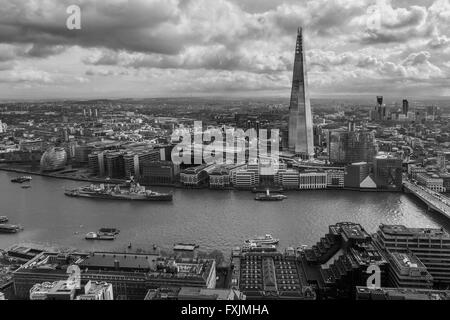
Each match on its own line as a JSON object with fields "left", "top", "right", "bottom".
{"left": 255, "top": 189, "right": 287, "bottom": 201}
{"left": 85, "top": 232, "right": 115, "bottom": 240}
{"left": 98, "top": 228, "right": 120, "bottom": 236}
{"left": 245, "top": 234, "right": 279, "bottom": 245}
{"left": 0, "top": 224, "right": 23, "bottom": 234}
{"left": 173, "top": 243, "right": 199, "bottom": 251}
{"left": 11, "top": 176, "right": 32, "bottom": 183}
{"left": 242, "top": 242, "right": 277, "bottom": 252}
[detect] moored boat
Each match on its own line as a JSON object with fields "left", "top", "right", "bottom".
{"left": 11, "top": 176, "right": 32, "bottom": 183}
{"left": 245, "top": 234, "right": 279, "bottom": 245}
{"left": 98, "top": 227, "right": 120, "bottom": 236}
{"left": 173, "top": 243, "right": 199, "bottom": 251}
{"left": 65, "top": 182, "right": 173, "bottom": 201}
{"left": 85, "top": 232, "right": 115, "bottom": 240}
{"left": 0, "top": 216, "right": 8, "bottom": 223}
{"left": 255, "top": 189, "right": 287, "bottom": 201}
{"left": 0, "top": 224, "right": 23, "bottom": 233}
{"left": 242, "top": 242, "right": 277, "bottom": 252}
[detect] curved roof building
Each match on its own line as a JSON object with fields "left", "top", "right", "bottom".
{"left": 40, "top": 147, "right": 67, "bottom": 171}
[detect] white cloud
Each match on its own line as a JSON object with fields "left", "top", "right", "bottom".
{"left": 0, "top": 0, "right": 449, "bottom": 98}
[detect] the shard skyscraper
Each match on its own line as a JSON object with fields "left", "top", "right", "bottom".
{"left": 288, "top": 27, "right": 314, "bottom": 157}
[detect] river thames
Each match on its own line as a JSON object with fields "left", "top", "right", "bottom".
{"left": 1, "top": 170, "right": 450, "bottom": 255}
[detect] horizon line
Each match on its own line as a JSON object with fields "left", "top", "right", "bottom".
{"left": 2, "top": 94, "right": 450, "bottom": 103}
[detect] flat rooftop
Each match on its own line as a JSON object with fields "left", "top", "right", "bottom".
{"left": 330, "top": 222, "right": 370, "bottom": 240}
{"left": 79, "top": 252, "right": 159, "bottom": 271}
{"left": 356, "top": 287, "right": 450, "bottom": 300}
{"left": 350, "top": 244, "right": 386, "bottom": 266}
{"left": 17, "top": 251, "right": 214, "bottom": 281}
{"left": 379, "top": 224, "right": 450, "bottom": 238}
{"left": 181, "top": 164, "right": 214, "bottom": 174}
{"left": 390, "top": 252, "right": 426, "bottom": 269}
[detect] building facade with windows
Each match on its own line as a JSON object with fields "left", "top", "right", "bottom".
{"left": 375, "top": 224, "right": 450, "bottom": 285}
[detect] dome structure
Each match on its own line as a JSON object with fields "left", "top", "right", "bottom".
{"left": 40, "top": 147, "right": 67, "bottom": 171}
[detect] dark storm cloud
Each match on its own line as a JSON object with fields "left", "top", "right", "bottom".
{"left": 0, "top": 43, "right": 66, "bottom": 62}
{"left": 0, "top": 0, "right": 185, "bottom": 55}
{"left": 0, "top": 0, "right": 367, "bottom": 59}
{"left": 26, "top": 44, "right": 66, "bottom": 58}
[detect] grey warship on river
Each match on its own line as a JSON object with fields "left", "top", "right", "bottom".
{"left": 64, "top": 180, "right": 173, "bottom": 201}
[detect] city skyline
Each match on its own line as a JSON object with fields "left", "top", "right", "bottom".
{"left": 0, "top": 0, "right": 450, "bottom": 100}
{"left": 3, "top": 0, "right": 450, "bottom": 306}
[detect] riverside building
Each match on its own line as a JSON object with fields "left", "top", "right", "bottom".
{"left": 375, "top": 224, "right": 450, "bottom": 285}
{"left": 298, "top": 171, "right": 327, "bottom": 190}
{"left": 13, "top": 251, "right": 216, "bottom": 300}
{"left": 386, "top": 251, "right": 433, "bottom": 289}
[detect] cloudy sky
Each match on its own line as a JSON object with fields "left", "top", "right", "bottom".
{"left": 0, "top": 0, "right": 449, "bottom": 100}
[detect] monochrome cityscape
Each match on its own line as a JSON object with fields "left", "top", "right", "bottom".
{"left": 1, "top": 0, "right": 450, "bottom": 303}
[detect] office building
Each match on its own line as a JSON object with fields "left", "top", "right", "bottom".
{"left": 373, "top": 154, "right": 403, "bottom": 190}
{"left": 209, "top": 168, "right": 232, "bottom": 189}
{"left": 304, "top": 222, "right": 388, "bottom": 299}
{"left": 40, "top": 147, "right": 67, "bottom": 172}
{"left": 375, "top": 225, "right": 450, "bottom": 285}
{"left": 371, "top": 96, "right": 386, "bottom": 121}
{"left": 415, "top": 172, "right": 445, "bottom": 192}
{"left": 74, "top": 145, "right": 94, "bottom": 164}
{"left": 180, "top": 164, "right": 216, "bottom": 187}
{"left": 437, "top": 152, "right": 447, "bottom": 173}
{"left": 409, "top": 165, "right": 426, "bottom": 179}
{"left": 30, "top": 280, "right": 76, "bottom": 300}
{"left": 14, "top": 251, "right": 216, "bottom": 300}
{"left": 273, "top": 163, "right": 288, "bottom": 185}
{"left": 105, "top": 151, "right": 125, "bottom": 179}
{"left": 230, "top": 250, "right": 316, "bottom": 300}
{"left": 415, "top": 108, "right": 427, "bottom": 123}
{"left": 208, "top": 164, "right": 245, "bottom": 189}
{"left": 426, "top": 106, "right": 438, "bottom": 121}
{"left": 76, "top": 281, "right": 114, "bottom": 300}
{"left": 298, "top": 171, "right": 327, "bottom": 189}
{"left": 325, "top": 169, "right": 344, "bottom": 188}
{"left": 386, "top": 251, "right": 433, "bottom": 289}
{"left": 29, "top": 279, "right": 113, "bottom": 300}
{"left": 233, "top": 170, "right": 258, "bottom": 189}
{"left": 356, "top": 287, "right": 450, "bottom": 300}
{"left": 288, "top": 27, "right": 314, "bottom": 157}
{"left": 277, "top": 169, "right": 300, "bottom": 190}
{"left": 144, "top": 287, "right": 246, "bottom": 300}
{"left": 123, "top": 148, "right": 161, "bottom": 179}
{"left": 88, "top": 151, "right": 103, "bottom": 176}
{"left": 402, "top": 99, "right": 409, "bottom": 115}
{"left": 247, "top": 163, "right": 260, "bottom": 185}
{"left": 344, "top": 162, "right": 376, "bottom": 189}
{"left": 328, "top": 130, "right": 377, "bottom": 165}
{"left": 140, "top": 161, "right": 180, "bottom": 185}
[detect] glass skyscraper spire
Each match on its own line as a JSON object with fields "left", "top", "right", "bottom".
{"left": 288, "top": 27, "right": 314, "bottom": 157}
